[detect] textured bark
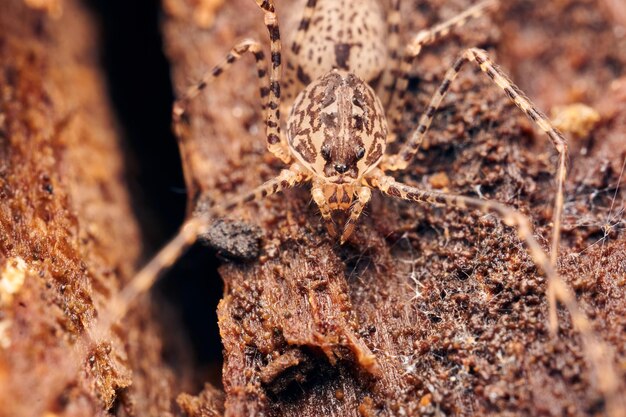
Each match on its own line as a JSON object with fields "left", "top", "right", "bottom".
{"left": 163, "top": 0, "right": 626, "bottom": 416}
{"left": 0, "top": 1, "right": 186, "bottom": 416}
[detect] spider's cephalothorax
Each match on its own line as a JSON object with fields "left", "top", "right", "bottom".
{"left": 287, "top": 70, "right": 388, "bottom": 185}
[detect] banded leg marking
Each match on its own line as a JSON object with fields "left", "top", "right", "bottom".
{"left": 377, "top": 0, "right": 401, "bottom": 107}
{"left": 368, "top": 171, "right": 622, "bottom": 416}
{"left": 172, "top": 39, "right": 268, "bottom": 123}
{"left": 170, "top": 39, "right": 291, "bottom": 162}
{"left": 218, "top": 164, "right": 310, "bottom": 214}
{"left": 290, "top": 0, "right": 318, "bottom": 56}
{"left": 93, "top": 164, "right": 308, "bottom": 340}
{"left": 312, "top": 186, "right": 338, "bottom": 238}
{"left": 383, "top": 47, "right": 568, "bottom": 330}
{"left": 253, "top": 0, "right": 291, "bottom": 163}
{"left": 341, "top": 187, "right": 372, "bottom": 244}
{"left": 387, "top": 0, "right": 498, "bottom": 131}
{"left": 90, "top": 217, "right": 209, "bottom": 341}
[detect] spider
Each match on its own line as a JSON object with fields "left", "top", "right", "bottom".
{"left": 88, "top": 0, "right": 621, "bottom": 414}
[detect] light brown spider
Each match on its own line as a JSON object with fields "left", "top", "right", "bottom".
{"left": 86, "top": 0, "right": 622, "bottom": 414}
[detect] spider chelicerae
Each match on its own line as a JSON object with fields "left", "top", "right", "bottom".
{"left": 91, "top": 0, "right": 621, "bottom": 413}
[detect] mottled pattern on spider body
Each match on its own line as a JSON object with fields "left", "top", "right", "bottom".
{"left": 283, "top": 0, "right": 389, "bottom": 107}
{"left": 287, "top": 70, "right": 388, "bottom": 183}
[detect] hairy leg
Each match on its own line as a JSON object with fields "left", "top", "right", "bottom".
{"left": 252, "top": 0, "right": 291, "bottom": 162}
{"left": 367, "top": 169, "right": 623, "bottom": 417}
{"left": 382, "top": 47, "right": 568, "bottom": 331}
{"left": 172, "top": 40, "right": 268, "bottom": 121}
{"left": 312, "top": 184, "right": 339, "bottom": 238}
{"left": 90, "top": 164, "right": 309, "bottom": 343}
{"left": 377, "top": 0, "right": 401, "bottom": 107}
{"left": 172, "top": 0, "right": 291, "bottom": 163}
{"left": 341, "top": 187, "right": 372, "bottom": 244}
{"left": 171, "top": 39, "right": 289, "bottom": 160}
{"left": 386, "top": 0, "right": 498, "bottom": 129}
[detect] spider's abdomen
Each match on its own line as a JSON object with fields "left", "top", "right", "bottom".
{"left": 292, "top": 0, "right": 387, "bottom": 88}
{"left": 287, "top": 70, "right": 388, "bottom": 183}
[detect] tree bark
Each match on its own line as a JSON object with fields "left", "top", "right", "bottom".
{"left": 0, "top": 1, "right": 186, "bottom": 416}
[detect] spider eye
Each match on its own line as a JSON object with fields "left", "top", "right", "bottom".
{"left": 353, "top": 115, "right": 364, "bottom": 130}
{"left": 352, "top": 96, "right": 363, "bottom": 109}
{"left": 356, "top": 146, "right": 366, "bottom": 160}
{"left": 321, "top": 145, "right": 331, "bottom": 160}
{"left": 321, "top": 112, "right": 336, "bottom": 128}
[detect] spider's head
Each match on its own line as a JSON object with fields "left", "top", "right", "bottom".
{"left": 287, "top": 70, "right": 388, "bottom": 183}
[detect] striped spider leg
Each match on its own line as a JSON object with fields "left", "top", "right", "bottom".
{"left": 381, "top": 47, "right": 568, "bottom": 333}
{"left": 91, "top": 165, "right": 311, "bottom": 342}
{"left": 376, "top": 46, "right": 622, "bottom": 416}
{"left": 82, "top": 0, "right": 301, "bottom": 371}
{"left": 377, "top": 0, "right": 562, "bottom": 335}
{"left": 364, "top": 168, "right": 623, "bottom": 417}
{"left": 173, "top": 2, "right": 290, "bottom": 164}
{"left": 383, "top": 0, "right": 499, "bottom": 113}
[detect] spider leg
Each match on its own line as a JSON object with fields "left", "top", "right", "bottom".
{"left": 252, "top": 0, "right": 291, "bottom": 163}
{"left": 88, "top": 217, "right": 209, "bottom": 341}
{"left": 382, "top": 47, "right": 568, "bottom": 332}
{"left": 367, "top": 169, "right": 623, "bottom": 417}
{"left": 217, "top": 165, "right": 310, "bottom": 213}
{"left": 340, "top": 187, "right": 372, "bottom": 244}
{"left": 171, "top": 40, "right": 267, "bottom": 116}
{"left": 386, "top": 0, "right": 498, "bottom": 127}
{"left": 172, "top": 2, "right": 290, "bottom": 163}
{"left": 172, "top": 39, "right": 269, "bottom": 133}
{"left": 376, "top": 0, "right": 401, "bottom": 107}
{"left": 89, "top": 164, "right": 310, "bottom": 342}
{"left": 289, "top": 0, "right": 318, "bottom": 57}
{"left": 312, "top": 184, "right": 339, "bottom": 238}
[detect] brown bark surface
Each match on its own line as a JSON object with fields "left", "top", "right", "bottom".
{"left": 0, "top": 1, "right": 187, "bottom": 416}
{"left": 164, "top": 0, "right": 626, "bottom": 416}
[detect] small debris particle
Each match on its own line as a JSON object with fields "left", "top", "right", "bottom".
{"left": 23, "top": 0, "right": 62, "bottom": 18}
{"left": 260, "top": 349, "right": 306, "bottom": 385}
{"left": 429, "top": 172, "right": 450, "bottom": 190}
{"left": 193, "top": 0, "right": 226, "bottom": 28}
{"left": 419, "top": 393, "right": 432, "bottom": 407}
{"left": 335, "top": 388, "right": 345, "bottom": 401}
{"left": 358, "top": 396, "right": 375, "bottom": 417}
{"left": 0, "top": 257, "right": 28, "bottom": 305}
{"left": 551, "top": 103, "right": 600, "bottom": 138}
{"left": 199, "top": 218, "right": 262, "bottom": 261}
{"left": 177, "top": 383, "right": 225, "bottom": 417}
